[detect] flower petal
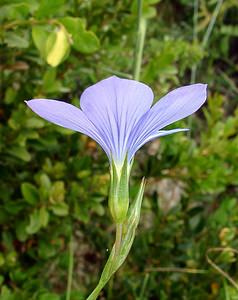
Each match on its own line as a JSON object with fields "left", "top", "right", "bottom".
{"left": 147, "top": 83, "right": 207, "bottom": 129}
{"left": 128, "top": 84, "right": 207, "bottom": 158}
{"left": 129, "top": 128, "right": 188, "bottom": 158}
{"left": 25, "top": 99, "right": 110, "bottom": 156}
{"left": 80, "top": 76, "right": 154, "bottom": 164}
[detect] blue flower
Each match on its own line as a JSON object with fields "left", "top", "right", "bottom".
{"left": 25, "top": 76, "right": 207, "bottom": 168}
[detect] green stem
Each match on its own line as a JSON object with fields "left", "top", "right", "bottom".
{"left": 86, "top": 247, "right": 120, "bottom": 300}
{"left": 86, "top": 281, "right": 105, "bottom": 300}
{"left": 188, "top": 0, "right": 199, "bottom": 138}
{"left": 189, "top": 0, "right": 223, "bottom": 141}
{"left": 107, "top": 276, "right": 114, "bottom": 300}
{"left": 133, "top": 0, "right": 147, "bottom": 81}
{"left": 138, "top": 274, "right": 150, "bottom": 300}
{"left": 66, "top": 233, "right": 74, "bottom": 300}
{"left": 201, "top": 0, "right": 223, "bottom": 49}
{"left": 86, "top": 224, "right": 122, "bottom": 300}
{"left": 224, "top": 279, "right": 231, "bottom": 300}
{"left": 115, "top": 223, "right": 122, "bottom": 256}
{"left": 190, "top": 0, "right": 223, "bottom": 83}
{"left": 190, "top": 0, "right": 199, "bottom": 84}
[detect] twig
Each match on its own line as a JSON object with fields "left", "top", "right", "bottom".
{"left": 206, "top": 247, "right": 238, "bottom": 291}
{"left": 146, "top": 266, "right": 207, "bottom": 274}
{"left": 2, "top": 18, "right": 61, "bottom": 30}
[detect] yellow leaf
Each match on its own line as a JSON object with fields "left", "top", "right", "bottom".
{"left": 46, "top": 26, "right": 70, "bottom": 67}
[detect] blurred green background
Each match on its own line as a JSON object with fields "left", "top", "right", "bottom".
{"left": 0, "top": 0, "right": 238, "bottom": 299}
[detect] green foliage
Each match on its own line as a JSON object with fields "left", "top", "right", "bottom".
{"left": 1, "top": 1, "right": 99, "bottom": 68}
{"left": 61, "top": 17, "right": 100, "bottom": 54}
{"left": 0, "top": 0, "right": 238, "bottom": 299}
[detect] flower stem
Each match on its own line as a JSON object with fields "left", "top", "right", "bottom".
{"left": 66, "top": 233, "right": 74, "bottom": 300}
{"left": 107, "top": 276, "right": 114, "bottom": 299}
{"left": 86, "top": 281, "right": 105, "bottom": 300}
{"left": 86, "top": 224, "right": 123, "bottom": 300}
{"left": 133, "top": 0, "right": 147, "bottom": 81}
{"left": 115, "top": 223, "right": 123, "bottom": 256}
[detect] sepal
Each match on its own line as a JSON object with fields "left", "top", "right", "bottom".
{"left": 109, "top": 155, "right": 130, "bottom": 223}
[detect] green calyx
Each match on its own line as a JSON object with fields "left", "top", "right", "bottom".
{"left": 109, "top": 155, "right": 130, "bottom": 223}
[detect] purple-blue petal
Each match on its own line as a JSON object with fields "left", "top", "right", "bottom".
{"left": 128, "top": 83, "right": 207, "bottom": 157}
{"left": 129, "top": 128, "right": 188, "bottom": 159}
{"left": 148, "top": 83, "right": 207, "bottom": 130}
{"left": 25, "top": 99, "right": 110, "bottom": 157}
{"left": 80, "top": 76, "right": 154, "bottom": 164}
